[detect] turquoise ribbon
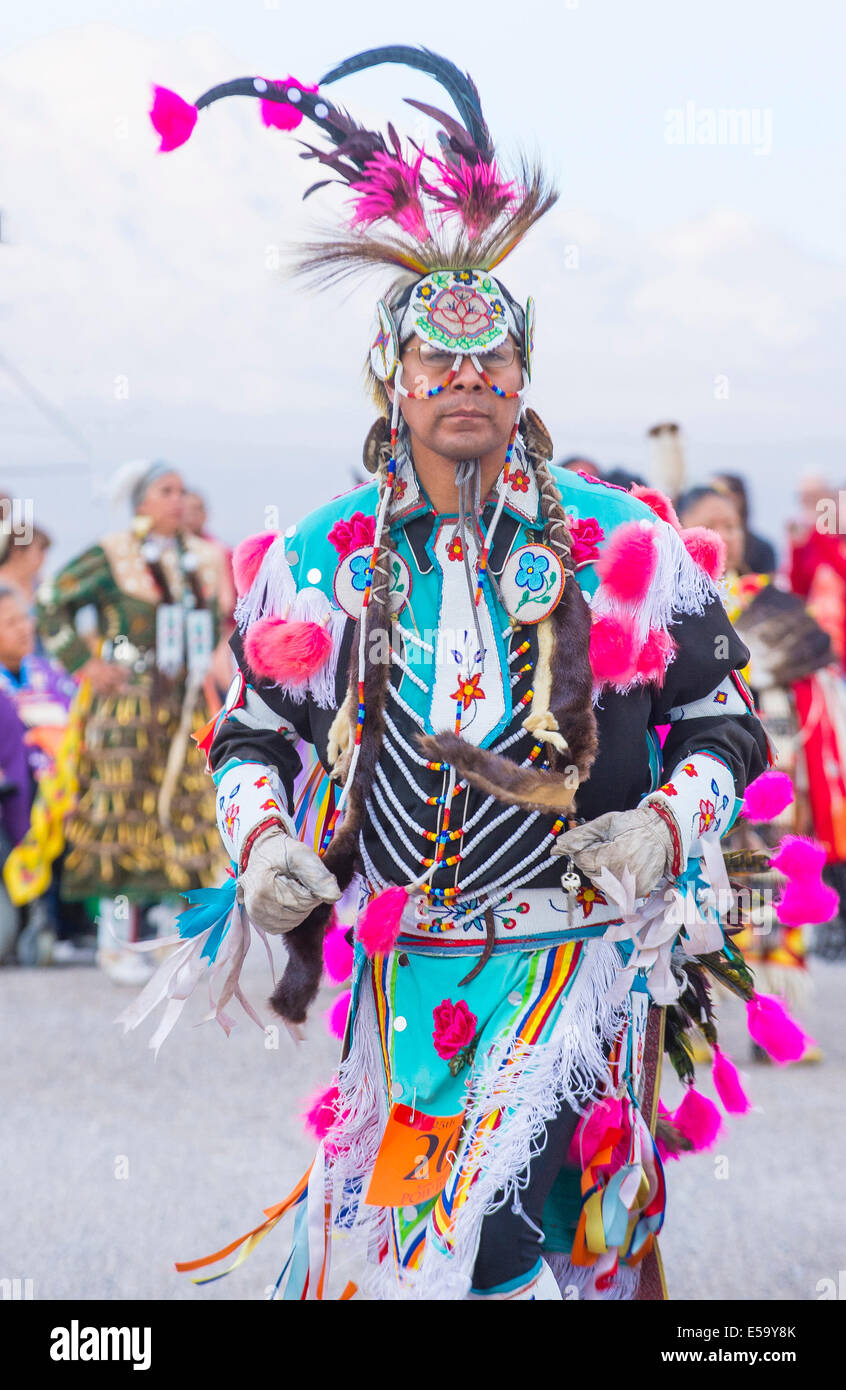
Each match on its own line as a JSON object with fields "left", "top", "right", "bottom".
{"left": 177, "top": 879, "right": 238, "bottom": 962}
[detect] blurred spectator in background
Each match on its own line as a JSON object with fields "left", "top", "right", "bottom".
{"left": 676, "top": 485, "right": 747, "bottom": 575}
{"left": 0, "top": 688, "right": 31, "bottom": 965}
{"left": 0, "top": 585, "right": 77, "bottom": 769}
{"left": 0, "top": 687, "right": 31, "bottom": 853}
{"left": 558, "top": 455, "right": 601, "bottom": 477}
{"left": 676, "top": 487, "right": 836, "bottom": 1059}
{"left": 0, "top": 522, "right": 52, "bottom": 653}
{"left": 787, "top": 474, "right": 846, "bottom": 671}
{"left": 35, "top": 460, "right": 227, "bottom": 984}
{"left": 184, "top": 487, "right": 236, "bottom": 698}
{"left": 604, "top": 466, "right": 648, "bottom": 490}
{"left": 712, "top": 473, "right": 777, "bottom": 574}
{"left": 0, "top": 522, "right": 52, "bottom": 603}
{"left": 0, "top": 584, "right": 94, "bottom": 962}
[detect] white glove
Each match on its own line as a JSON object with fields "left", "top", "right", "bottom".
{"left": 551, "top": 804, "right": 678, "bottom": 900}
{"left": 237, "top": 825, "right": 342, "bottom": 934}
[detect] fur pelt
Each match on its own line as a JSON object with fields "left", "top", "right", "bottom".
{"left": 545, "top": 573, "right": 599, "bottom": 776}
{"left": 415, "top": 730, "right": 579, "bottom": 812}
{"left": 520, "top": 407, "right": 554, "bottom": 461}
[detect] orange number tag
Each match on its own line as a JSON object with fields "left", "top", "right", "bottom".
{"left": 365, "top": 1104, "right": 464, "bottom": 1208}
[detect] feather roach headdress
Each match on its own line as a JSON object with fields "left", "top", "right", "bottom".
{"left": 150, "top": 45, "right": 556, "bottom": 379}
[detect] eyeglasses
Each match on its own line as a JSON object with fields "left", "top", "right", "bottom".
{"left": 408, "top": 340, "right": 519, "bottom": 374}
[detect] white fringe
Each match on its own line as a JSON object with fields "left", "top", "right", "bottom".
{"left": 234, "top": 539, "right": 348, "bottom": 710}
{"left": 545, "top": 1253, "right": 642, "bottom": 1300}
{"left": 322, "top": 970, "right": 394, "bottom": 1300}
{"left": 233, "top": 536, "right": 295, "bottom": 631}
{"left": 360, "top": 939, "right": 627, "bottom": 1301}
{"left": 281, "top": 588, "right": 348, "bottom": 710}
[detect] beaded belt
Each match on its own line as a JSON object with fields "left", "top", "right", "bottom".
{"left": 393, "top": 884, "right": 625, "bottom": 957}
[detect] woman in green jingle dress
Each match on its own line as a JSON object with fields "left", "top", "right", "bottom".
{"left": 36, "top": 463, "right": 229, "bottom": 975}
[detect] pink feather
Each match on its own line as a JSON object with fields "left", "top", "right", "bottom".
{"left": 232, "top": 532, "right": 277, "bottom": 596}
{"left": 630, "top": 485, "right": 681, "bottom": 531}
{"left": 768, "top": 834, "right": 826, "bottom": 880}
{"left": 635, "top": 627, "right": 677, "bottom": 684}
{"left": 149, "top": 85, "right": 198, "bottom": 152}
{"left": 742, "top": 769, "right": 794, "bottom": 822}
{"left": 325, "top": 990, "right": 352, "bottom": 1041}
{"left": 671, "top": 1085, "right": 723, "bottom": 1152}
{"left": 427, "top": 156, "right": 517, "bottom": 236}
{"left": 323, "top": 922, "right": 354, "bottom": 984}
{"left": 681, "top": 526, "right": 726, "bottom": 579}
{"left": 589, "top": 613, "right": 639, "bottom": 684}
{"left": 595, "top": 521, "right": 658, "bottom": 604}
{"left": 302, "top": 1082, "right": 340, "bottom": 1139}
{"left": 348, "top": 151, "right": 429, "bottom": 239}
{"left": 356, "top": 885, "right": 407, "bottom": 957}
{"left": 712, "top": 1047, "right": 752, "bottom": 1115}
{"left": 746, "top": 993, "right": 814, "bottom": 1064}
{"left": 244, "top": 617, "right": 332, "bottom": 683}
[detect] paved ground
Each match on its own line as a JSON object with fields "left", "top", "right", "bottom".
{"left": 2, "top": 946, "right": 844, "bottom": 1302}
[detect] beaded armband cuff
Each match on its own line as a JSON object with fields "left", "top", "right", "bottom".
{"left": 644, "top": 800, "right": 683, "bottom": 878}
{"left": 239, "top": 816, "right": 287, "bottom": 875}
{"left": 646, "top": 751, "right": 736, "bottom": 867}
{"left": 214, "top": 759, "right": 294, "bottom": 864}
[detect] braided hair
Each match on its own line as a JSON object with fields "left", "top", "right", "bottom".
{"left": 531, "top": 442, "right": 597, "bottom": 782}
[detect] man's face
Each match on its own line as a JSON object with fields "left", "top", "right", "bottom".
{"left": 389, "top": 335, "right": 523, "bottom": 461}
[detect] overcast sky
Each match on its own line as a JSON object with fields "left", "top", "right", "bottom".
{"left": 2, "top": 2, "right": 844, "bottom": 564}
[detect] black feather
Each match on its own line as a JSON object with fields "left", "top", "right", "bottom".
{"left": 318, "top": 45, "right": 493, "bottom": 160}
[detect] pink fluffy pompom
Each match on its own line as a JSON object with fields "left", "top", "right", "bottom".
{"left": 776, "top": 877, "right": 838, "bottom": 926}
{"left": 356, "top": 885, "right": 407, "bottom": 957}
{"left": 595, "top": 521, "right": 658, "bottom": 604}
{"left": 744, "top": 989, "right": 811, "bottom": 1061}
{"left": 260, "top": 99, "right": 303, "bottom": 131}
{"left": 681, "top": 526, "right": 726, "bottom": 580}
{"left": 746, "top": 993, "right": 813, "bottom": 1064}
{"left": 567, "top": 1096, "right": 624, "bottom": 1165}
{"left": 323, "top": 921, "right": 354, "bottom": 984}
{"left": 712, "top": 1047, "right": 752, "bottom": 1115}
{"left": 589, "top": 613, "right": 639, "bottom": 684}
{"left": 302, "top": 1082, "right": 340, "bottom": 1139}
{"left": 630, "top": 486, "right": 681, "bottom": 531}
{"left": 325, "top": 990, "right": 352, "bottom": 1040}
{"left": 671, "top": 1085, "right": 723, "bottom": 1152}
{"left": 244, "top": 617, "right": 332, "bottom": 684}
{"left": 742, "top": 769, "right": 794, "bottom": 823}
{"left": 150, "top": 85, "right": 198, "bottom": 152}
{"left": 232, "top": 532, "right": 276, "bottom": 596}
{"left": 635, "top": 627, "right": 677, "bottom": 684}
{"left": 768, "top": 836, "right": 838, "bottom": 922}
{"left": 260, "top": 77, "right": 318, "bottom": 130}
{"left": 768, "top": 834, "right": 826, "bottom": 880}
